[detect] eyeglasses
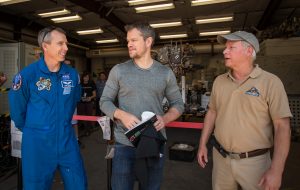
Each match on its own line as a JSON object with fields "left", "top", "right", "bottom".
{"left": 41, "top": 26, "right": 58, "bottom": 43}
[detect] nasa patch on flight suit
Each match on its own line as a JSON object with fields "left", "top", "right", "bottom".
{"left": 12, "top": 73, "right": 22, "bottom": 91}
{"left": 36, "top": 77, "right": 51, "bottom": 91}
{"left": 61, "top": 73, "right": 73, "bottom": 95}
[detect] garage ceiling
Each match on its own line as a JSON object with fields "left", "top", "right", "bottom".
{"left": 0, "top": 0, "right": 299, "bottom": 49}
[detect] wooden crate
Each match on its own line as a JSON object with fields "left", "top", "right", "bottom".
{"left": 260, "top": 37, "right": 300, "bottom": 56}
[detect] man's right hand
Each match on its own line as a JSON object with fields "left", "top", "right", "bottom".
{"left": 114, "top": 109, "right": 140, "bottom": 129}
{"left": 197, "top": 145, "right": 208, "bottom": 168}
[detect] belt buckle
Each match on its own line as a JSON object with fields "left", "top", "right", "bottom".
{"left": 228, "top": 153, "right": 240, "bottom": 160}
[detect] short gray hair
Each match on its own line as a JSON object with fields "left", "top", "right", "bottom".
{"left": 241, "top": 41, "right": 256, "bottom": 60}
{"left": 38, "top": 26, "right": 66, "bottom": 49}
{"left": 125, "top": 22, "right": 155, "bottom": 46}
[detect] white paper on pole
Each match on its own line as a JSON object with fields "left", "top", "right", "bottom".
{"left": 10, "top": 120, "right": 22, "bottom": 158}
{"left": 97, "top": 116, "right": 111, "bottom": 140}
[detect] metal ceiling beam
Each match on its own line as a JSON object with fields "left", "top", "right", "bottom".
{"left": 0, "top": 11, "right": 39, "bottom": 41}
{"left": 0, "top": 11, "right": 90, "bottom": 48}
{"left": 257, "top": 0, "right": 283, "bottom": 30}
{"left": 67, "top": 0, "right": 126, "bottom": 33}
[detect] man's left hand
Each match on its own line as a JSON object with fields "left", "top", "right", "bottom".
{"left": 258, "top": 167, "right": 282, "bottom": 190}
{"left": 154, "top": 115, "right": 165, "bottom": 131}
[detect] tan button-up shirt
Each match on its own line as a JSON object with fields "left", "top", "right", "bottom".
{"left": 210, "top": 65, "right": 292, "bottom": 152}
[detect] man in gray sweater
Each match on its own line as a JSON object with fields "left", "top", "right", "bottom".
{"left": 100, "top": 23, "right": 184, "bottom": 190}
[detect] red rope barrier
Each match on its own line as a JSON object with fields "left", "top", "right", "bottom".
{"left": 73, "top": 115, "right": 99, "bottom": 122}
{"left": 166, "top": 121, "right": 203, "bottom": 129}
{"left": 73, "top": 115, "right": 203, "bottom": 130}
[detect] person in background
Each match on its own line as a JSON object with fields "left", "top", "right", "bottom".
{"left": 64, "top": 59, "right": 81, "bottom": 147}
{"left": 197, "top": 31, "right": 292, "bottom": 190}
{"left": 95, "top": 72, "right": 107, "bottom": 116}
{"left": 77, "top": 71, "right": 96, "bottom": 135}
{"left": 100, "top": 22, "right": 184, "bottom": 190}
{"left": 9, "top": 26, "right": 87, "bottom": 190}
{"left": 0, "top": 72, "right": 7, "bottom": 86}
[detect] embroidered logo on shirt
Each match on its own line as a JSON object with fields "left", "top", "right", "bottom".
{"left": 61, "top": 80, "right": 73, "bottom": 95}
{"left": 62, "top": 73, "right": 70, "bottom": 80}
{"left": 245, "top": 87, "right": 260, "bottom": 97}
{"left": 36, "top": 77, "right": 51, "bottom": 91}
{"left": 61, "top": 73, "right": 73, "bottom": 95}
{"left": 12, "top": 73, "right": 22, "bottom": 91}
{"left": 61, "top": 80, "right": 73, "bottom": 88}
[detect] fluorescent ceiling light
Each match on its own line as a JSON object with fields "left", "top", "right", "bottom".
{"left": 150, "top": 21, "right": 182, "bottom": 28}
{"left": 68, "top": 42, "right": 89, "bottom": 50}
{"left": 199, "top": 30, "right": 231, "bottom": 36}
{"left": 128, "top": 0, "right": 168, "bottom": 6}
{"left": 135, "top": 3, "right": 174, "bottom": 13}
{"left": 51, "top": 14, "right": 82, "bottom": 23}
{"left": 77, "top": 28, "right": 103, "bottom": 35}
{"left": 191, "top": 0, "right": 236, "bottom": 6}
{"left": 160, "top": 33, "right": 188, "bottom": 39}
{"left": 38, "top": 8, "right": 71, "bottom": 18}
{"left": 0, "top": 0, "right": 30, "bottom": 5}
{"left": 196, "top": 16, "right": 233, "bottom": 24}
{"left": 96, "top": 39, "right": 119, "bottom": 44}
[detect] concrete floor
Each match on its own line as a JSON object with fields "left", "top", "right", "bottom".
{"left": 1, "top": 127, "right": 300, "bottom": 190}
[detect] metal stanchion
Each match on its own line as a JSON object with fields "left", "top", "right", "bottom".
{"left": 107, "top": 156, "right": 112, "bottom": 190}
{"left": 107, "top": 120, "right": 114, "bottom": 190}
{"left": 10, "top": 120, "right": 23, "bottom": 190}
{"left": 17, "top": 158, "right": 22, "bottom": 190}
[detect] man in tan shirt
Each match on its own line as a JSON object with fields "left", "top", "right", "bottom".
{"left": 197, "top": 31, "right": 292, "bottom": 190}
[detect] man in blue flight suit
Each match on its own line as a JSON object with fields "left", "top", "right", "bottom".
{"left": 9, "top": 26, "right": 87, "bottom": 190}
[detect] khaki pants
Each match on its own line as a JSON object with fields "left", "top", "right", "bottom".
{"left": 212, "top": 148, "right": 271, "bottom": 190}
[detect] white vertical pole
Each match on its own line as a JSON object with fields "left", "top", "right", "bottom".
{"left": 181, "top": 75, "right": 186, "bottom": 104}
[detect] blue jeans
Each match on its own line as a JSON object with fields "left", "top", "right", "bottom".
{"left": 111, "top": 143, "right": 164, "bottom": 190}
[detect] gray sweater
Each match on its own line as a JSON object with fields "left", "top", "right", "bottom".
{"left": 100, "top": 59, "right": 184, "bottom": 146}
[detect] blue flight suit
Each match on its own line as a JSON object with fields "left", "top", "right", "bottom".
{"left": 9, "top": 57, "right": 87, "bottom": 190}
